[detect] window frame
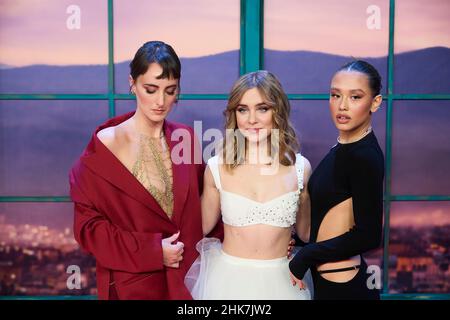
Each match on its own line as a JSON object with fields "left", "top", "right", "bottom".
{"left": 0, "top": 0, "right": 449, "bottom": 300}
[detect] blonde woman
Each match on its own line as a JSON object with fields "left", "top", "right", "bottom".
{"left": 185, "top": 70, "right": 312, "bottom": 299}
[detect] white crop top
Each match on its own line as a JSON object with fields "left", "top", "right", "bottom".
{"left": 207, "top": 154, "right": 305, "bottom": 228}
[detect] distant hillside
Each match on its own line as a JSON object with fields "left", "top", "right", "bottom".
{"left": 1, "top": 47, "right": 449, "bottom": 94}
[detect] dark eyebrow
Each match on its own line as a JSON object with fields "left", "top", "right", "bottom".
{"left": 350, "top": 89, "right": 366, "bottom": 94}
{"left": 236, "top": 103, "right": 268, "bottom": 108}
{"left": 330, "top": 88, "right": 366, "bottom": 94}
{"left": 143, "top": 84, "right": 177, "bottom": 90}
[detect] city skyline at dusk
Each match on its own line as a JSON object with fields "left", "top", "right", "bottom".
{"left": 1, "top": 210, "right": 448, "bottom": 295}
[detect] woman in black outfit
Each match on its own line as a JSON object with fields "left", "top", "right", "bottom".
{"left": 289, "top": 60, "right": 384, "bottom": 300}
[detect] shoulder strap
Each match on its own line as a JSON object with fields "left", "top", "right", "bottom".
{"left": 207, "top": 155, "right": 222, "bottom": 190}
{"left": 295, "top": 153, "right": 304, "bottom": 191}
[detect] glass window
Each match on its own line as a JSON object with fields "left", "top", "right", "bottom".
{"left": 114, "top": 0, "right": 240, "bottom": 94}
{"left": 391, "top": 100, "right": 450, "bottom": 195}
{"left": 0, "top": 100, "right": 108, "bottom": 196}
{"left": 394, "top": 0, "right": 450, "bottom": 94}
{"left": 0, "top": 0, "right": 108, "bottom": 93}
{"left": 264, "top": 0, "right": 389, "bottom": 94}
{"left": 389, "top": 201, "right": 450, "bottom": 293}
{"left": 0, "top": 202, "right": 96, "bottom": 296}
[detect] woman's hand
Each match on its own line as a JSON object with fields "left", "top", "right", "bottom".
{"left": 162, "top": 231, "right": 184, "bottom": 268}
{"left": 287, "top": 237, "right": 296, "bottom": 258}
{"left": 289, "top": 271, "right": 307, "bottom": 290}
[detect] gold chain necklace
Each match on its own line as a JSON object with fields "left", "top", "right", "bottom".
{"left": 132, "top": 133, "right": 173, "bottom": 218}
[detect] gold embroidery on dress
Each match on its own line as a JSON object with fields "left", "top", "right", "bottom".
{"left": 132, "top": 133, "right": 174, "bottom": 218}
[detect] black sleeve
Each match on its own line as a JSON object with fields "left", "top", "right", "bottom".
{"left": 289, "top": 146, "right": 384, "bottom": 279}
{"left": 293, "top": 232, "right": 309, "bottom": 247}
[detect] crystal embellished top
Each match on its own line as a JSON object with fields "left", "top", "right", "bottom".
{"left": 207, "top": 154, "right": 305, "bottom": 228}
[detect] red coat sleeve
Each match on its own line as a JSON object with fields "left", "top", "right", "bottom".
{"left": 70, "top": 165, "right": 164, "bottom": 274}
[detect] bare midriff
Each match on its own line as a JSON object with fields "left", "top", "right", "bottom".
{"left": 315, "top": 198, "right": 361, "bottom": 283}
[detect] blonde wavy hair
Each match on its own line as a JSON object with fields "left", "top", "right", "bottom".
{"left": 221, "top": 70, "right": 299, "bottom": 171}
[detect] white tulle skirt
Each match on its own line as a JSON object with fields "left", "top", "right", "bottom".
{"left": 185, "top": 237, "right": 312, "bottom": 300}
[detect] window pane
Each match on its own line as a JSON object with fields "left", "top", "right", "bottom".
{"left": 264, "top": 0, "right": 389, "bottom": 94}
{"left": 290, "top": 100, "right": 386, "bottom": 170}
{"left": 394, "top": 0, "right": 450, "bottom": 94}
{"left": 0, "top": 203, "right": 96, "bottom": 296}
{"left": 0, "top": 100, "right": 108, "bottom": 196}
{"left": 389, "top": 202, "right": 450, "bottom": 293}
{"left": 0, "top": 0, "right": 108, "bottom": 93}
{"left": 391, "top": 101, "right": 450, "bottom": 195}
{"left": 115, "top": 100, "right": 135, "bottom": 116}
{"left": 114, "top": 0, "right": 240, "bottom": 94}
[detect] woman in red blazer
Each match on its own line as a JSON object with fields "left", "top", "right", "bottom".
{"left": 69, "top": 41, "right": 208, "bottom": 300}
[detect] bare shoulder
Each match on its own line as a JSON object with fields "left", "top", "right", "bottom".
{"left": 204, "top": 164, "right": 217, "bottom": 188}
{"left": 296, "top": 154, "right": 312, "bottom": 176}
{"left": 301, "top": 156, "right": 312, "bottom": 176}
{"left": 297, "top": 155, "right": 312, "bottom": 188}
{"left": 299, "top": 156, "right": 312, "bottom": 197}
{"left": 96, "top": 121, "right": 132, "bottom": 155}
{"left": 96, "top": 126, "right": 116, "bottom": 149}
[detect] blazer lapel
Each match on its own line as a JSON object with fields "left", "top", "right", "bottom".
{"left": 164, "top": 121, "right": 190, "bottom": 226}
{"left": 81, "top": 132, "right": 171, "bottom": 223}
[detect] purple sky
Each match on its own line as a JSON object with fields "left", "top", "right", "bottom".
{"left": 1, "top": 0, "right": 449, "bottom": 66}
{"left": 265, "top": 0, "right": 450, "bottom": 57}
{"left": 390, "top": 202, "right": 450, "bottom": 228}
{"left": 0, "top": 0, "right": 240, "bottom": 66}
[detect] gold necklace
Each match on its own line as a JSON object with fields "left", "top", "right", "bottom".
{"left": 132, "top": 133, "right": 173, "bottom": 218}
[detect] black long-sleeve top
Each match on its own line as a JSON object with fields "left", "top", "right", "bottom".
{"left": 289, "top": 131, "right": 384, "bottom": 280}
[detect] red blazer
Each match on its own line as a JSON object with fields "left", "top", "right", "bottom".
{"left": 69, "top": 112, "right": 205, "bottom": 300}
